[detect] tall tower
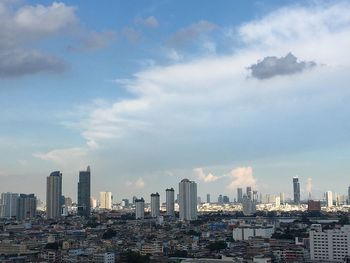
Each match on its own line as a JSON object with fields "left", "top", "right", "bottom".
{"left": 166, "top": 188, "right": 175, "bottom": 217}
{"left": 206, "top": 193, "right": 210, "bottom": 203}
{"left": 78, "top": 166, "right": 91, "bottom": 217}
{"left": 237, "top": 188, "right": 243, "bottom": 203}
{"left": 293, "top": 177, "right": 300, "bottom": 204}
{"left": 325, "top": 191, "right": 333, "bottom": 207}
{"left": 151, "top": 192, "right": 160, "bottom": 218}
{"left": 46, "top": 171, "right": 62, "bottom": 219}
{"left": 135, "top": 198, "right": 145, "bottom": 219}
{"left": 0, "top": 192, "right": 19, "bottom": 218}
{"left": 178, "top": 179, "right": 197, "bottom": 221}
{"left": 99, "top": 192, "right": 112, "bottom": 210}
{"left": 17, "top": 194, "right": 37, "bottom": 220}
{"left": 246, "top": 187, "right": 252, "bottom": 200}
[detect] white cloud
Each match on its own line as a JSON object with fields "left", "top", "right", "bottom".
{"left": 33, "top": 147, "right": 87, "bottom": 166}
{"left": 135, "top": 16, "right": 159, "bottom": 28}
{"left": 227, "top": 167, "right": 257, "bottom": 191}
{"left": 194, "top": 167, "right": 219, "bottom": 183}
{"left": 70, "top": 2, "right": 350, "bottom": 170}
{"left": 126, "top": 177, "right": 145, "bottom": 189}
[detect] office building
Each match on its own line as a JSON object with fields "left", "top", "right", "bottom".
{"left": 246, "top": 186, "right": 252, "bottom": 200}
{"left": 166, "top": 188, "right": 175, "bottom": 216}
{"left": 218, "top": 194, "right": 223, "bottom": 204}
{"left": 280, "top": 192, "right": 285, "bottom": 204}
{"left": 178, "top": 179, "right": 197, "bottom": 221}
{"left": 310, "top": 225, "right": 350, "bottom": 261}
{"left": 77, "top": 166, "right": 91, "bottom": 217}
{"left": 0, "top": 192, "right": 18, "bottom": 218}
{"left": 325, "top": 191, "right": 333, "bottom": 207}
{"left": 242, "top": 194, "right": 256, "bottom": 216}
{"left": 293, "top": 176, "right": 300, "bottom": 204}
{"left": 99, "top": 192, "right": 112, "bottom": 210}
{"left": 16, "top": 194, "right": 37, "bottom": 220}
{"left": 206, "top": 193, "right": 210, "bottom": 203}
{"left": 308, "top": 200, "right": 321, "bottom": 212}
{"left": 151, "top": 192, "right": 160, "bottom": 217}
{"left": 253, "top": 190, "right": 258, "bottom": 202}
{"left": 223, "top": 195, "right": 230, "bottom": 203}
{"left": 46, "top": 171, "right": 62, "bottom": 219}
{"left": 122, "top": 198, "right": 129, "bottom": 207}
{"left": 237, "top": 188, "right": 243, "bottom": 203}
{"left": 135, "top": 198, "right": 145, "bottom": 219}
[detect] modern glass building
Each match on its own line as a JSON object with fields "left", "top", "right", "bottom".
{"left": 78, "top": 166, "right": 91, "bottom": 217}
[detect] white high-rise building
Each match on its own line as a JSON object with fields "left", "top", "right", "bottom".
{"left": 310, "top": 225, "right": 350, "bottom": 261}
{"left": 99, "top": 192, "right": 112, "bottom": 210}
{"left": 178, "top": 179, "right": 197, "bottom": 221}
{"left": 46, "top": 171, "right": 62, "bottom": 219}
{"left": 150, "top": 193, "right": 160, "bottom": 217}
{"left": 0, "top": 192, "right": 19, "bottom": 218}
{"left": 166, "top": 188, "right": 175, "bottom": 216}
{"left": 135, "top": 198, "right": 145, "bottom": 219}
{"left": 325, "top": 191, "right": 333, "bottom": 207}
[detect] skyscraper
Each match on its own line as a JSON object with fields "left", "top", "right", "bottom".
{"left": 206, "top": 193, "right": 210, "bottom": 203}
{"left": 0, "top": 192, "right": 18, "bottom": 218}
{"left": 17, "top": 194, "right": 37, "bottom": 220}
{"left": 150, "top": 192, "right": 160, "bottom": 218}
{"left": 237, "top": 188, "right": 243, "bottom": 203}
{"left": 46, "top": 171, "right": 62, "bottom": 219}
{"left": 99, "top": 192, "right": 112, "bottom": 210}
{"left": 178, "top": 179, "right": 197, "bottom": 221}
{"left": 325, "top": 191, "right": 333, "bottom": 207}
{"left": 77, "top": 166, "right": 91, "bottom": 217}
{"left": 293, "top": 177, "right": 300, "bottom": 204}
{"left": 246, "top": 187, "right": 252, "bottom": 200}
{"left": 135, "top": 198, "right": 145, "bottom": 219}
{"left": 166, "top": 188, "right": 175, "bottom": 216}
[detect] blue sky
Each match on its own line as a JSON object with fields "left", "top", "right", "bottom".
{"left": 1, "top": 0, "right": 350, "bottom": 203}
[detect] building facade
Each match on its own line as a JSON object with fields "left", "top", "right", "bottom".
{"left": 46, "top": 171, "right": 62, "bottom": 219}
{"left": 17, "top": 194, "right": 37, "bottom": 220}
{"left": 325, "top": 190, "right": 333, "bottom": 207}
{"left": 77, "top": 166, "right": 91, "bottom": 217}
{"left": 135, "top": 198, "right": 145, "bottom": 219}
{"left": 99, "top": 192, "right": 112, "bottom": 210}
{"left": 0, "top": 192, "right": 18, "bottom": 218}
{"left": 178, "top": 179, "right": 197, "bottom": 221}
{"left": 166, "top": 188, "right": 175, "bottom": 216}
{"left": 310, "top": 225, "right": 350, "bottom": 261}
{"left": 293, "top": 177, "right": 300, "bottom": 204}
{"left": 237, "top": 188, "right": 243, "bottom": 203}
{"left": 150, "top": 192, "right": 160, "bottom": 218}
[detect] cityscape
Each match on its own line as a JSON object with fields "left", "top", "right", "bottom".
{"left": 0, "top": 167, "right": 350, "bottom": 262}
{"left": 1, "top": 0, "right": 350, "bottom": 262}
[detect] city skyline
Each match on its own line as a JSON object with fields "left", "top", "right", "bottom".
{"left": 1, "top": 0, "right": 350, "bottom": 201}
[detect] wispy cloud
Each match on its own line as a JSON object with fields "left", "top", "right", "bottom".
{"left": 135, "top": 16, "right": 159, "bottom": 28}
{"left": 126, "top": 177, "right": 145, "bottom": 189}
{"left": 194, "top": 167, "right": 219, "bottom": 183}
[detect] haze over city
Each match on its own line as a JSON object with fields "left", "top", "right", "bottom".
{"left": 1, "top": 0, "right": 350, "bottom": 202}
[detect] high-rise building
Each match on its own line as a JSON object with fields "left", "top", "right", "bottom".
{"left": 150, "top": 192, "right": 160, "bottom": 218}
{"left": 242, "top": 195, "right": 256, "bottom": 215}
{"left": 223, "top": 195, "right": 230, "bottom": 203}
{"left": 252, "top": 191, "right": 258, "bottom": 202}
{"left": 16, "top": 194, "right": 37, "bottom": 220}
{"left": 166, "top": 188, "right": 175, "bottom": 216}
{"left": 99, "top": 192, "right": 112, "bottom": 210}
{"left": 122, "top": 199, "right": 129, "bottom": 208}
{"left": 293, "top": 176, "right": 301, "bottom": 204}
{"left": 237, "top": 188, "right": 243, "bottom": 203}
{"left": 77, "top": 166, "right": 91, "bottom": 217}
{"left": 90, "top": 197, "right": 97, "bottom": 208}
{"left": 135, "top": 198, "right": 145, "bottom": 219}
{"left": 246, "top": 187, "right": 252, "bottom": 200}
{"left": 206, "top": 193, "right": 210, "bottom": 203}
{"left": 0, "top": 192, "right": 18, "bottom": 218}
{"left": 178, "top": 179, "right": 197, "bottom": 221}
{"left": 325, "top": 191, "right": 333, "bottom": 207}
{"left": 46, "top": 171, "right": 62, "bottom": 219}
{"left": 218, "top": 194, "right": 223, "bottom": 204}
{"left": 310, "top": 225, "right": 350, "bottom": 261}
{"left": 280, "top": 192, "right": 285, "bottom": 204}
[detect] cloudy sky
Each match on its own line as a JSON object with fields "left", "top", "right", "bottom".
{"left": 1, "top": 0, "right": 350, "bottom": 203}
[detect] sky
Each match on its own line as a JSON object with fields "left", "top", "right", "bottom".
{"left": 1, "top": 0, "right": 350, "bottom": 203}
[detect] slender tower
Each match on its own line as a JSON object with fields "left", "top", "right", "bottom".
{"left": 293, "top": 176, "right": 301, "bottom": 204}
{"left": 179, "top": 179, "right": 197, "bottom": 221}
{"left": 78, "top": 166, "right": 91, "bottom": 217}
{"left": 46, "top": 171, "right": 62, "bottom": 219}
{"left": 166, "top": 188, "right": 175, "bottom": 216}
